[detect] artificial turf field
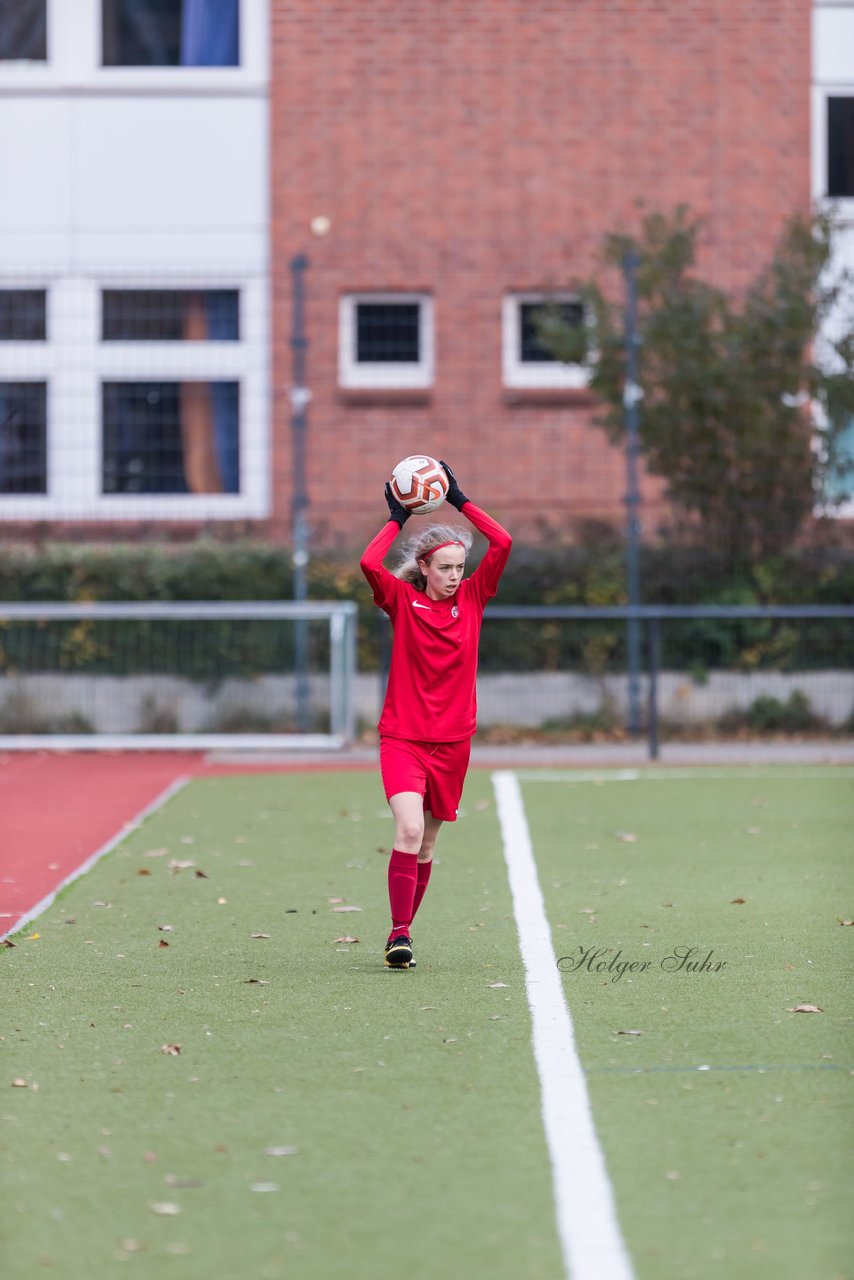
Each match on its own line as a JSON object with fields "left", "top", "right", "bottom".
{"left": 2, "top": 765, "right": 851, "bottom": 1280}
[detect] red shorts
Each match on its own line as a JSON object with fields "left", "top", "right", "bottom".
{"left": 379, "top": 736, "right": 472, "bottom": 822}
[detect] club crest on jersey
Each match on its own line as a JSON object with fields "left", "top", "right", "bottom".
{"left": 451, "top": 604, "right": 459, "bottom": 617}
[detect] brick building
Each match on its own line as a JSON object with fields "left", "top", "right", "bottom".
{"left": 270, "top": 0, "right": 813, "bottom": 547}
{"left": 2, "top": 1, "right": 849, "bottom": 548}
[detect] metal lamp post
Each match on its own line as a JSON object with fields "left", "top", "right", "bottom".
{"left": 622, "top": 250, "right": 644, "bottom": 737}
{"left": 289, "top": 253, "right": 311, "bottom": 731}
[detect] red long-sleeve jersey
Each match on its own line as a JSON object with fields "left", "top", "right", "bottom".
{"left": 359, "top": 502, "right": 512, "bottom": 742}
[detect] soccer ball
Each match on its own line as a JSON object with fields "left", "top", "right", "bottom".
{"left": 389, "top": 455, "right": 449, "bottom": 514}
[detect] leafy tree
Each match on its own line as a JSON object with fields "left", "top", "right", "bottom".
{"left": 538, "top": 207, "right": 854, "bottom": 569}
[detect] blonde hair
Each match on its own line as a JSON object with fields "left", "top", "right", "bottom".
{"left": 394, "top": 524, "right": 473, "bottom": 590}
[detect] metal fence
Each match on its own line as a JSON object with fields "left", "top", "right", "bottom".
{"left": 374, "top": 604, "right": 854, "bottom": 759}
{"left": 0, "top": 601, "right": 358, "bottom": 750}
{"left": 482, "top": 605, "right": 854, "bottom": 758}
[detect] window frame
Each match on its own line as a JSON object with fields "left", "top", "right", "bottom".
{"left": 0, "top": 273, "right": 269, "bottom": 520}
{"left": 0, "top": 0, "right": 267, "bottom": 92}
{"left": 502, "top": 293, "right": 591, "bottom": 390}
{"left": 338, "top": 293, "right": 435, "bottom": 390}
{"left": 812, "top": 85, "right": 854, "bottom": 213}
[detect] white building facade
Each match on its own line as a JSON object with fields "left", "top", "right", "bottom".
{"left": 0, "top": 0, "right": 270, "bottom": 523}
{"left": 813, "top": 0, "right": 854, "bottom": 514}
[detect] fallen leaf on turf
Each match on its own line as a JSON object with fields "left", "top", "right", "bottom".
{"left": 144, "top": 848, "right": 170, "bottom": 858}
{"left": 158, "top": 924, "right": 174, "bottom": 932}
{"left": 168, "top": 860, "right": 195, "bottom": 872}
{"left": 194, "top": 869, "right": 209, "bottom": 879}
{"left": 839, "top": 919, "right": 854, "bottom": 927}
{"left": 488, "top": 982, "right": 509, "bottom": 989}
{"left": 150, "top": 1202, "right": 181, "bottom": 1215}
{"left": 160, "top": 1044, "right": 181, "bottom": 1055}
{"left": 25, "top": 932, "right": 40, "bottom": 939}
{"left": 731, "top": 897, "right": 746, "bottom": 904}
{"left": 217, "top": 897, "right": 227, "bottom": 904}
{"left": 616, "top": 1029, "right": 643, "bottom": 1036}
{"left": 250, "top": 932, "right": 271, "bottom": 939}
{"left": 328, "top": 897, "right": 345, "bottom": 904}
{"left": 264, "top": 1146, "right": 298, "bottom": 1157}
{"left": 243, "top": 978, "right": 270, "bottom": 985}
{"left": 137, "top": 869, "right": 152, "bottom": 876}
{"left": 2, "top": 940, "right": 15, "bottom": 949}
{"left": 11, "top": 1078, "right": 28, "bottom": 1087}
{"left": 250, "top": 1182, "right": 279, "bottom": 1193}
{"left": 747, "top": 827, "right": 761, "bottom": 835}
{"left": 334, "top": 936, "right": 360, "bottom": 944}
{"left": 615, "top": 831, "right": 637, "bottom": 843}
{"left": 786, "top": 1004, "right": 823, "bottom": 1013}
{"left": 331, "top": 905, "right": 362, "bottom": 913}
{"left": 158, "top": 940, "right": 170, "bottom": 949}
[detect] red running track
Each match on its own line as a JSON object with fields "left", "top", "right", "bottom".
{"left": 0, "top": 752, "right": 203, "bottom": 937}
{"left": 0, "top": 751, "right": 374, "bottom": 939}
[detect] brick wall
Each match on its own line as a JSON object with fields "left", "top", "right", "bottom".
{"left": 269, "top": 0, "right": 810, "bottom": 549}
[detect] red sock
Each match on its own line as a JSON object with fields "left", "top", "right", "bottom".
{"left": 411, "top": 859, "right": 433, "bottom": 921}
{"left": 387, "top": 848, "right": 418, "bottom": 937}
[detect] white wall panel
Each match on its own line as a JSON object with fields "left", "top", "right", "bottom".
{"left": 0, "top": 99, "right": 73, "bottom": 250}
{"left": 813, "top": 6, "right": 854, "bottom": 83}
{"left": 75, "top": 97, "right": 267, "bottom": 238}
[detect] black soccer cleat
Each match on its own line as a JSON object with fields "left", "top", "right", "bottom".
{"left": 384, "top": 934, "right": 414, "bottom": 969}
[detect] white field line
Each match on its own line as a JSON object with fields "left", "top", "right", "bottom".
{"left": 492, "top": 770, "right": 635, "bottom": 1280}
{"left": 1, "top": 776, "right": 190, "bottom": 941}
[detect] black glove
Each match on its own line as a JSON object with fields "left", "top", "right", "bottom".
{"left": 439, "top": 461, "right": 469, "bottom": 511}
{"left": 384, "top": 482, "right": 411, "bottom": 527}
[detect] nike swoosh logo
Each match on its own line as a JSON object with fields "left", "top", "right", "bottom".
{"left": 411, "top": 601, "right": 432, "bottom": 610}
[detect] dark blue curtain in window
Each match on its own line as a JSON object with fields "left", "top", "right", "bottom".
{"left": 205, "top": 297, "right": 240, "bottom": 493}
{"left": 181, "top": 0, "right": 239, "bottom": 66}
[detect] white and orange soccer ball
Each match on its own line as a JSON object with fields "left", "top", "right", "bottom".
{"left": 389, "top": 455, "right": 449, "bottom": 514}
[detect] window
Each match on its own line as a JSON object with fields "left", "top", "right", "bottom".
{"left": 0, "top": 382, "right": 47, "bottom": 493}
{"left": 102, "top": 289, "right": 239, "bottom": 341}
{"left": 339, "top": 295, "right": 434, "bottom": 389}
{"left": 102, "top": 0, "right": 240, "bottom": 67}
{"left": 828, "top": 97, "right": 854, "bottom": 197}
{"left": 0, "top": 290, "right": 47, "bottom": 341}
{"left": 0, "top": 277, "right": 267, "bottom": 519}
{"left": 102, "top": 380, "right": 240, "bottom": 495}
{"left": 502, "top": 294, "right": 590, "bottom": 389}
{"left": 0, "top": 0, "right": 47, "bottom": 61}
{"left": 823, "top": 414, "right": 854, "bottom": 507}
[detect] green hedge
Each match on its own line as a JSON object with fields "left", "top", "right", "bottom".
{"left": 1, "top": 539, "right": 852, "bottom": 676}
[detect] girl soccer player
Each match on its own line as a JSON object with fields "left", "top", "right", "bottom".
{"left": 359, "top": 462, "right": 512, "bottom": 969}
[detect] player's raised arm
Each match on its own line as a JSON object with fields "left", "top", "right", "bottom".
{"left": 439, "top": 460, "right": 512, "bottom": 600}
{"left": 358, "top": 482, "right": 411, "bottom": 604}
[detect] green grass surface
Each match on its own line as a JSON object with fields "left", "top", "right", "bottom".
{"left": 2, "top": 766, "right": 852, "bottom": 1280}
{"left": 529, "top": 768, "right": 853, "bottom": 1280}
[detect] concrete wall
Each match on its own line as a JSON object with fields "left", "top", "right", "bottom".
{"left": 2, "top": 669, "right": 851, "bottom": 736}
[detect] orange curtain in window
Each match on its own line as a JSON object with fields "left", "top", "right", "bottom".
{"left": 180, "top": 293, "right": 223, "bottom": 493}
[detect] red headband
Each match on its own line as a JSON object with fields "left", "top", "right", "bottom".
{"left": 421, "top": 540, "right": 465, "bottom": 561}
